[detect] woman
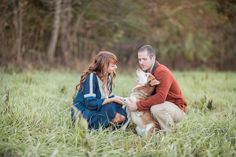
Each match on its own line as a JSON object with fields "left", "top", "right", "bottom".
{"left": 71, "top": 51, "right": 127, "bottom": 129}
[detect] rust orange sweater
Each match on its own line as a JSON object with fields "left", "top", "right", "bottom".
{"left": 137, "top": 62, "right": 187, "bottom": 112}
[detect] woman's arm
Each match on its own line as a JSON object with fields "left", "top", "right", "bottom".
{"left": 83, "top": 73, "right": 105, "bottom": 110}
{"left": 102, "top": 76, "right": 125, "bottom": 105}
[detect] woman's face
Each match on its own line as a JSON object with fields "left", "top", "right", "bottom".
{"left": 107, "top": 62, "right": 117, "bottom": 74}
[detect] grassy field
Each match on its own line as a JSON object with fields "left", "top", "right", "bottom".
{"left": 0, "top": 70, "right": 236, "bottom": 157}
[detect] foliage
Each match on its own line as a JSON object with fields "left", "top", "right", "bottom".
{"left": 0, "top": 0, "right": 235, "bottom": 70}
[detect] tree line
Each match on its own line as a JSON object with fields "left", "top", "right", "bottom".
{"left": 0, "top": 0, "right": 235, "bottom": 70}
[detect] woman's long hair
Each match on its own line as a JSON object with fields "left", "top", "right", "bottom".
{"left": 73, "top": 51, "right": 118, "bottom": 98}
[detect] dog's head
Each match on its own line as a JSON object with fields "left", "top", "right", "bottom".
{"left": 122, "top": 69, "right": 160, "bottom": 104}
{"left": 136, "top": 69, "right": 160, "bottom": 87}
{"left": 130, "top": 69, "right": 160, "bottom": 99}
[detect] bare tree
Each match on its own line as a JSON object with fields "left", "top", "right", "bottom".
{"left": 47, "top": 0, "right": 61, "bottom": 64}
{"left": 13, "top": 0, "right": 23, "bottom": 64}
{"left": 60, "top": 0, "right": 72, "bottom": 65}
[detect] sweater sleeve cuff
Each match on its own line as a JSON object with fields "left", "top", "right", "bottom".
{"left": 137, "top": 101, "right": 143, "bottom": 111}
{"left": 137, "top": 100, "right": 151, "bottom": 111}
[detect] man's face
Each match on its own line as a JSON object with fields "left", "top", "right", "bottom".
{"left": 138, "top": 51, "right": 155, "bottom": 72}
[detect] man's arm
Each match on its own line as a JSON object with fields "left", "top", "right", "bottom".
{"left": 137, "top": 71, "right": 173, "bottom": 111}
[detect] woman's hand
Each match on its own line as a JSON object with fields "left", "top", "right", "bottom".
{"left": 102, "top": 96, "right": 125, "bottom": 105}
{"left": 111, "top": 96, "right": 125, "bottom": 105}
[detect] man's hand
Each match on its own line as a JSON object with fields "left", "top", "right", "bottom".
{"left": 149, "top": 79, "right": 160, "bottom": 86}
{"left": 126, "top": 99, "right": 138, "bottom": 111}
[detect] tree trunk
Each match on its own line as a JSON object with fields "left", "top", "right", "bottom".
{"left": 47, "top": 0, "right": 61, "bottom": 64}
{"left": 13, "top": 1, "right": 23, "bottom": 65}
{"left": 60, "top": 0, "right": 72, "bottom": 66}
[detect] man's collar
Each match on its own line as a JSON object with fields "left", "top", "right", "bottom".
{"left": 150, "top": 61, "right": 158, "bottom": 75}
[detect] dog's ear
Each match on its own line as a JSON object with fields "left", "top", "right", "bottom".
{"left": 148, "top": 74, "right": 160, "bottom": 86}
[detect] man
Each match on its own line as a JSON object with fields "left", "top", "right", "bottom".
{"left": 126, "top": 45, "right": 187, "bottom": 132}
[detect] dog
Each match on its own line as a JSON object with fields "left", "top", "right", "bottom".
{"left": 122, "top": 69, "right": 160, "bottom": 137}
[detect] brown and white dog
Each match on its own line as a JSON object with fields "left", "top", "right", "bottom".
{"left": 122, "top": 69, "right": 160, "bottom": 137}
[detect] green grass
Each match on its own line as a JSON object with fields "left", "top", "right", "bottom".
{"left": 0, "top": 70, "right": 236, "bottom": 157}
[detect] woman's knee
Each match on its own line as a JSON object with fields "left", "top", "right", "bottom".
{"left": 112, "top": 113, "right": 126, "bottom": 123}
{"left": 102, "top": 104, "right": 116, "bottom": 114}
{"left": 119, "top": 114, "right": 126, "bottom": 122}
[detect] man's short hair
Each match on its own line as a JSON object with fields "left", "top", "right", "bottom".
{"left": 138, "top": 45, "right": 156, "bottom": 58}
